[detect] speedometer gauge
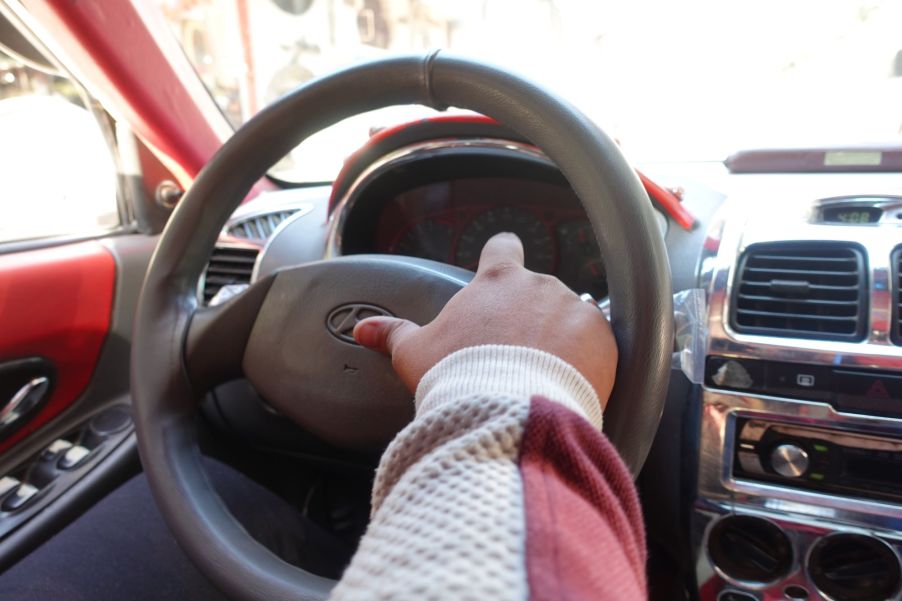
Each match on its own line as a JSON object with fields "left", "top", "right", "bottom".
{"left": 455, "top": 207, "right": 554, "bottom": 273}
{"left": 393, "top": 219, "right": 454, "bottom": 262}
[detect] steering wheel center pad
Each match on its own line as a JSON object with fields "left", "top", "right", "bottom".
{"left": 244, "top": 256, "right": 472, "bottom": 448}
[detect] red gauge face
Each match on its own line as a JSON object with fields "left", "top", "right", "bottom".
{"left": 555, "top": 219, "right": 607, "bottom": 298}
{"left": 370, "top": 178, "right": 610, "bottom": 300}
{"left": 454, "top": 207, "right": 554, "bottom": 273}
{"left": 392, "top": 219, "right": 454, "bottom": 262}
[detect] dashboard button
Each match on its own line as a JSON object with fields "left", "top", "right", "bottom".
{"left": 706, "top": 357, "right": 764, "bottom": 392}
{"left": 0, "top": 476, "right": 20, "bottom": 499}
{"left": 39, "top": 439, "right": 73, "bottom": 462}
{"left": 58, "top": 445, "right": 91, "bottom": 470}
{"left": 769, "top": 444, "right": 809, "bottom": 478}
{"left": 831, "top": 369, "right": 902, "bottom": 417}
{"left": 765, "top": 363, "right": 830, "bottom": 400}
{"left": 2, "top": 483, "right": 38, "bottom": 511}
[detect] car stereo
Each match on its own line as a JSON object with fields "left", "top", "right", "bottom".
{"left": 734, "top": 418, "right": 902, "bottom": 503}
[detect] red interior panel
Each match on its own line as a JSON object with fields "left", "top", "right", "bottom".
{"left": 0, "top": 241, "right": 115, "bottom": 454}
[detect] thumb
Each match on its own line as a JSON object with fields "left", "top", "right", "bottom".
{"left": 353, "top": 316, "right": 419, "bottom": 356}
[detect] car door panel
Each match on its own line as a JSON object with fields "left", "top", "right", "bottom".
{"left": 0, "top": 235, "right": 156, "bottom": 570}
{"left": 0, "top": 241, "right": 115, "bottom": 454}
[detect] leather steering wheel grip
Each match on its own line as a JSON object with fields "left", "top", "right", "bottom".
{"left": 132, "top": 52, "right": 672, "bottom": 601}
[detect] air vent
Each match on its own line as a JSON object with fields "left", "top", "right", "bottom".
{"left": 894, "top": 247, "right": 902, "bottom": 344}
{"left": 226, "top": 210, "right": 297, "bottom": 240}
{"left": 731, "top": 242, "right": 867, "bottom": 341}
{"left": 201, "top": 245, "right": 259, "bottom": 304}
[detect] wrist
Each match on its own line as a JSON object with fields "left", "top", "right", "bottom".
{"left": 414, "top": 344, "right": 603, "bottom": 430}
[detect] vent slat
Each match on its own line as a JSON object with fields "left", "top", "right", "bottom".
{"left": 202, "top": 245, "right": 259, "bottom": 303}
{"left": 736, "top": 294, "right": 859, "bottom": 307}
{"left": 204, "top": 265, "right": 254, "bottom": 276}
{"left": 744, "top": 267, "right": 859, "bottom": 277}
{"left": 750, "top": 254, "right": 856, "bottom": 263}
{"left": 736, "top": 309, "right": 858, "bottom": 323}
{"left": 739, "top": 281, "right": 859, "bottom": 292}
{"left": 732, "top": 243, "right": 866, "bottom": 341}
{"left": 227, "top": 209, "right": 299, "bottom": 241}
{"left": 208, "top": 256, "right": 257, "bottom": 265}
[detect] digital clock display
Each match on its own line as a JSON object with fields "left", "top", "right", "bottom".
{"left": 821, "top": 206, "right": 882, "bottom": 224}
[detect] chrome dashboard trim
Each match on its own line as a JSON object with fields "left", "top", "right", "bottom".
{"left": 694, "top": 501, "right": 902, "bottom": 601}
{"left": 324, "top": 137, "right": 553, "bottom": 258}
{"left": 701, "top": 513, "right": 797, "bottom": 591}
{"left": 706, "top": 195, "right": 902, "bottom": 370}
{"left": 802, "top": 530, "right": 902, "bottom": 601}
{"left": 696, "top": 187, "right": 902, "bottom": 597}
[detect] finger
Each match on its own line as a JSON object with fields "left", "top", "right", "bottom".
{"left": 353, "top": 316, "right": 420, "bottom": 356}
{"left": 476, "top": 232, "right": 525, "bottom": 274}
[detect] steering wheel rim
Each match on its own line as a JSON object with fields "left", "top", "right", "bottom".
{"left": 132, "top": 52, "right": 673, "bottom": 601}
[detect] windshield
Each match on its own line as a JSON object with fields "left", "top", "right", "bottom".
{"left": 157, "top": 0, "right": 902, "bottom": 182}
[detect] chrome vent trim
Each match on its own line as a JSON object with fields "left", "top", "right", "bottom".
{"left": 201, "top": 245, "right": 259, "bottom": 304}
{"left": 894, "top": 247, "right": 902, "bottom": 344}
{"left": 731, "top": 242, "right": 867, "bottom": 342}
{"left": 226, "top": 209, "right": 299, "bottom": 241}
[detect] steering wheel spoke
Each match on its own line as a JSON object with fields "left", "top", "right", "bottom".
{"left": 184, "top": 275, "right": 275, "bottom": 394}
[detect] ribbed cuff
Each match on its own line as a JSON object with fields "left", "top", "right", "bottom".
{"left": 414, "top": 345, "right": 603, "bottom": 431}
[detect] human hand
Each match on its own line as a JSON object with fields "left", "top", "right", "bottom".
{"left": 353, "top": 233, "right": 618, "bottom": 410}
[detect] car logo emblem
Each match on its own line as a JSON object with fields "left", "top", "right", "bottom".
{"left": 326, "top": 303, "right": 393, "bottom": 344}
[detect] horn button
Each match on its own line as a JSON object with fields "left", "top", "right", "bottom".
{"left": 326, "top": 303, "right": 394, "bottom": 345}
{"left": 243, "top": 255, "right": 471, "bottom": 449}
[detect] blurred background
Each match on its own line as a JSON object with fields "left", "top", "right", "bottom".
{"left": 154, "top": 0, "right": 902, "bottom": 180}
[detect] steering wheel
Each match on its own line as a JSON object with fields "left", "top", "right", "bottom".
{"left": 132, "top": 53, "right": 673, "bottom": 601}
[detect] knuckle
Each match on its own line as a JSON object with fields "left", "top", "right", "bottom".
{"left": 480, "top": 262, "right": 519, "bottom": 280}
{"left": 536, "top": 272, "right": 558, "bottom": 286}
{"left": 384, "top": 321, "right": 408, "bottom": 349}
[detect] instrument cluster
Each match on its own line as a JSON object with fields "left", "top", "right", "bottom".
{"left": 369, "top": 176, "right": 609, "bottom": 298}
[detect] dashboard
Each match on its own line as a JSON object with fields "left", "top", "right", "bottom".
{"left": 207, "top": 120, "right": 902, "bottom": 601}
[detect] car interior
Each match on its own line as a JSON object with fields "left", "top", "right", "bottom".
{"left": 0, "top": 1, "right": 901, "bottom": 600}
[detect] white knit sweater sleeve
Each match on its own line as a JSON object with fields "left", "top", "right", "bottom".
{"left": 328, "top": 344, "right": 601, "bottom": 601}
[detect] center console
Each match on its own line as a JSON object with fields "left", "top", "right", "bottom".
{"left": 695, "top": 194, "right": 902, "bottom": 601}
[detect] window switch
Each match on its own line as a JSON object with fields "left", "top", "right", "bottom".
{"left": 57, "top": 445, "right": 90, "bottom": 470}
{"left": 0, "top": 476, "right": 20, "bottom": 499}
{"left": 2, "top": 483, "right": 38, "bottom": 511}
{"left": 40, "top": 439, "right": 73, "bottom": 462}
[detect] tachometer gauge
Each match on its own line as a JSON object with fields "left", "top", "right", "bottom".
{"left": 393, "top": 219, "right": 454, "bottom": 262}
{"left": 556, "top": 219, "right": 607, "bottom": 298}
{"left": 455, "top": 207, "right": 554, "bottom": 273}
{"left": 576, "top": 259, "right": 608, "bottom": 299}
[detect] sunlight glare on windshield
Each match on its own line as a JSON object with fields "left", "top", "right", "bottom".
{"left": 156, "top": 0, "right": 902, "bottom": 181}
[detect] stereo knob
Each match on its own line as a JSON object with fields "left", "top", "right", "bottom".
{"left": 770, "top": 444, "right": 809, "bottom": 478}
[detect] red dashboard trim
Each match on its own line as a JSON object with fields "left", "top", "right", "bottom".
{"left": 0, "top": 242, "right": 116, "bottom": 454}
{"left": 636, "top": 171, "right": 696, "bottom": 230}
{"left": 329, "top": 114, "right": 696, "bottom": 230}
